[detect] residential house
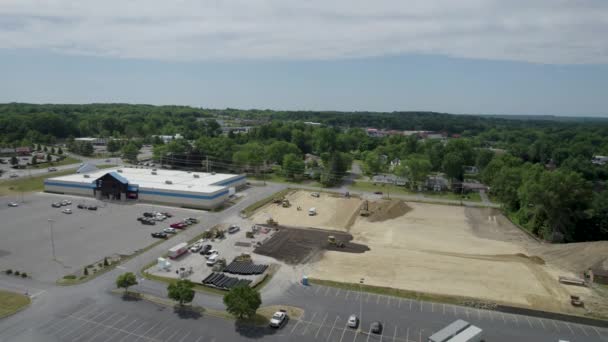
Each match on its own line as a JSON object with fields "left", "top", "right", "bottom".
{"left": 15, "top": 147, "right": 31, "bottom": 156}
{"left": 389, "top": 158, "right": 401, "bottom": 171}
{"left": 372, "top": 174, "right": 407, "bottom": 186}
{"left": 0, "top": 148, "right": 15, "bottom": 156}
{"left": 425, "top": 175, "right": 449, "bottom": 192}
{"left": 592, "top": 155, "right": 608, "bottom": 166}
{"left": 464, "top": 166, "right": 479, "bottom": 174}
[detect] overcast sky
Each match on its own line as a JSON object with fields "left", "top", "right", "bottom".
{"left": 1, "top": 0, "right": 607, "bottom": 116}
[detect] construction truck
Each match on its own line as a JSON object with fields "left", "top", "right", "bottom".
{"left": 570, "top": 295, "right": 584, "bottom": 307}
{"left": 360, "top": 200, "right": 370, "bottom": 217}
{"left": 266, "top": 218, "right": 278, "bottom": 227}
{"left": 281, "top": 199, "right": 291, "bottom": 208}
{"left": 328, "top": 235, "right": 345, "bottom": 248}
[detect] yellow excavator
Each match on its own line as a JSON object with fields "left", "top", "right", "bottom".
{"left": 328, "top": 235, "right": 345, "bottom": 248}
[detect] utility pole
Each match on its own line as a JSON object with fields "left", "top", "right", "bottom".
{"left": 359, "top": 278, "right": 365, "bottom": 330}
{"left": 206, "top": 156, "right": 209, "bottom": 173}
{"left": 48, "top": 219, "right": 56, "bottom": 260}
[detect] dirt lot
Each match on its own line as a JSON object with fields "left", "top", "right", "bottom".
{"left": 254, "top": 226, "right": 369, "bottom": 265}
{"left": 250, "top": 190, "right": 361, "bottom": 231}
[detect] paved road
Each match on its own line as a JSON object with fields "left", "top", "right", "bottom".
{"left": 0, "top": 183, "right": 605, "bottom": 342}
{"left": 0, "top": 156, "right": 122, "bottom": 180}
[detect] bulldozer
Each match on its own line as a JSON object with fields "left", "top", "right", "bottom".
{"left": 266, "top": 217, "right": 279, "bottom": 227}
{"left": 359, "top": 200, "right": 370, "bottom": 217}
{"left": 281, "top": 199, "right": 291, "bottom": 208}
{"left": 328, "top": 235, "right": 345, "bottom": 248}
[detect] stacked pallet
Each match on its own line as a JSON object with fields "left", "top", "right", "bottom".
{"left": 201, "top": 272, "right": 252, "bottom": 290}
{"left": 223, "top": 261, "right": 268, "bottom": 275}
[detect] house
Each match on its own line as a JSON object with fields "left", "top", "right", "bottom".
{"left": 0, "top": 148, "right": 15, "bottom": 156}
{"left": 371, "top": 174, "right": 407, "bottom": 186}
{"left": 152, "top": 134, "right": 183, "bottom": 144}
{"left": 303, "top": 122, "right": 322, "bottom": 126}
{"left": 425, "top": 175, "right": 449, "bottom": 192}
{"left": 15, "top": 147, "right": 31, "bottom": 156}
{"left": 304, "top": 153, "right": 321, "bottom": 166}
{"left": 366, "top": 128, "right": 384, "bottom": 137}
{"left": 389, "top": 158, "right": 401, "bottom": 171}
{"left": 452, "top": 181, "right": 489, "bottom": 193}
{"left": 592, "top": 155, "right": 608, "bottom": 166}
{"left": 464, "top": 166, "right": 479, "bottom": 174}
{"left": 75, "top": 137, "right": 108, "bottom": 145}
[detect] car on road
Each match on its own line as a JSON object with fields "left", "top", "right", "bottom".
{"left": 170, "top": 222, "right": 187, "bottom": 229}
{"left": 105, "top": 159, "right": 111, "bottom": 162}
{"left": 9, "top": 174, "right": 18, "bottom": 178}
{"left": 7, "top": 202, "right": 19, "bottom": 207}
{"left": 228, "top": 225, "right": 240, "bottom": 234}
{"left": 77, "top": 204, "right": 87, "bottom": 209}
{"left": 347, "top": 314, "right": 359, "bottom": 328}
{"left": 374, "top": 191, "right": 383, "bottom": 195}
{"left": 311, "top": 192, "right": 320, "bottom": 197}
{"left": 370, "top": 321, "right": 383, "bottom": 334}
{"left": 189, "top": 244, "right": 202, "bottom": 253}
{"left": 151, "top": 232, "right": 168, "bottom": 239}
{"left": 60, "top": 200, "right": 71, "bottom": 206}
{"left": 185, "top": 217, "right": 198, "bottom": 224}
{"left": 140, "top": 218, "right": 155, "bottom": 225}
{"left": 51, "top": 202, "right": 61, "bottom": 208}
{"left": 48, "top": 167, "right": 57, "bottom": 172}
{"left": 61, "top": 208, "right": 72, "bottom": 214}
{"left": 87, "top": 205, "right": 97, "bottom": 210}
{"left": 199, "top": 244, "right": 213, "bottom": 255}
{"left": 163, "top": 227, "right": 177, "bottom": 234}
{"left": 269, "top": 310, "right": 287, "bottom": 328}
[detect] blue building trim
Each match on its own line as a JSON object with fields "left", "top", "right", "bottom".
{"left": 44, "top": 181, "right": 95, "bottom": 189}
{"left": 107, "top": 172, "right": 129, "bottom": 184}
{"left": 139, "top": 189, "right": 229, "bottom": 200}
{"left": 127, "top": 185, "right": 139, "bottom": 192}
{"left": 213, "top": 175, "right": 246, "bottom": 187}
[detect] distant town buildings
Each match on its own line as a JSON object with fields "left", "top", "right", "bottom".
{"left": 365, "top": 128, "right": 448, "bottom": 140}
{"left": 304, "top": 122, "right": 322, "bottom": 126}
{"left": 592, "top": 155, "right": 608, "bottom": 166}
{"left": 152, "top": 134, "right": 183, "bottom": 144}
{"left": 75, "top": 137, "right": 108, "bottom": 145}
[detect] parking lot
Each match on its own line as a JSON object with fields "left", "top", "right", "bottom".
{"left": 0, "top": 192, "right": 206, "bottom": 282}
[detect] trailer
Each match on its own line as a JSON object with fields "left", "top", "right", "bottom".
{"left": 428, "top": 319, "right": 470, "bottom": 342}
{"left": 168, "top": 242, "right": 188, "bottom": 259}
{"left": 447, "top": 325, "right": 483, "bottom": 342}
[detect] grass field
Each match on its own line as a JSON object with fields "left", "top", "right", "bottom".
{"left": 249, "top": 173, "right": 322, "bottom": 187}
{"left": 349, "top": 181, "right": 482, "bottom": 202}
{"left": 0, "top": 290, "right": 30, "bottom": 318}
{"left": 29, "top": 156, "right": 80, "bottom": 169}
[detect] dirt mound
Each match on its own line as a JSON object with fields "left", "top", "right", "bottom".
{"left": 527, "top": 241, "right": 608, "bottom": 273}
{"left": 254, "top": 226, "right": 369, "bottom": 265}
{"left": 365, "top": 199, "right": 411, "bottom": 222}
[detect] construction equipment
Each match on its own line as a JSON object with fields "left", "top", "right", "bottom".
{"left": 559, "top": 276, "right": 587, "bottom": 287}
{"left": 570, "top": 295, "right": 584, "bottom": 307}
{"left": 281, "top": 199, "right": 291, "bottom": 208}
{"left": 266, "top": 218, "right": 278, "bottom": 226}
{"left": 359, "top": 200, "right": 370, "bottom": 217}
{"left": 328, "top": 235, "right": 345, "bottom": 248}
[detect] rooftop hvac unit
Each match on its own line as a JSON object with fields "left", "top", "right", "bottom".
{"left": 165, "top": 180, "right": 173, "bottom": 184}
{"left": 117, "top": 169, "right": 123, "bottom": 172}
{"left": 83, "top": 174, "right": 90, "bottom": 178}
{"left": 151, "top": 171, "right": 157, "bottom": 175}
{"left": 193, "top": 174, "right": 200, "bottom": 178}
{"left": 152, "top": 168, "right": 157, "bottom": 171}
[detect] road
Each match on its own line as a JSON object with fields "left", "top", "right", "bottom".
{"left": 0, "top": 183, "right": 605, "bottom": 341}
{"left": 0, "top": 156, "right": 121, "bottom": 180}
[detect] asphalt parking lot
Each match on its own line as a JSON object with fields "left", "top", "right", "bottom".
{"left": 0, "top": 192, "right": 206, "bottom": 282}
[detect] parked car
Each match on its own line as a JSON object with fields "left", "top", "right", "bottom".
{"left": 141, "top": 218, "right": 155, "bottom": 225}
{"left": 163, "top": 227, "right": 177, "bottom": 234}
{"left": 228, "top": 225, "right": 240, "bottom": 234}
{"left": 87, "top": 205, "right": 97, "bottom": 210}
{"left": 206, "top": 254, "right": 218, "bottom": 266}
{"left": 48, "top": 167, "right": 57, "bottom": 172}
{"left": 189, "top": 244, "right": 202, "bottom": 253}
{"left": 205, "top": 251, "right": 218, "bottom": 259}
{"left": 60, "top": 200, "right": 71, "bottom": 206}
{"left": 269, "top": 310, "right": 287, "bottom": 328}
{"left": 370, "top": 321, "right": 383, "bottom": 334}
{"left": 61, "top": 208, "right": 72, "bottom": 214}
{"left": 170, "top": 222, "right": 187, "bottom": 229}
{"left": 143, "top": 212, "right": 154, "bottom": 217}
{"left": 7, "top": 202, "right": 19, "bottom": 207}
{"left": 186, "top": 217, "right": 198, "bottom": 223}
{"left": 77, "top": 204, "right": 87, "bottom": 209}
{"left": 51, "top": 202, "right": 61, "bottom": 208}
{"left": 151, "top": 232, "right": 168, "bottom": 239}
{"left": 162, "top": 212, "right": 173, "bottom": 218}
{"left": 374, "top": 191, "right": 383, "bottom": 195}
{"left": 9, "top": 174, "right": 18, "bottom": 178}
{"left": 308, "top": 207, "right": 317, "bottom": 216}
{"left": 199, "top": 244, "right": 213, "bottom": 255}
{"left": 347, "top": 315, "right": 359, "bottom": 328}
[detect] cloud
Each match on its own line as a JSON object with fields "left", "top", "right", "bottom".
{"left": 0, "top": 0, "right": 607, "bottom": 64}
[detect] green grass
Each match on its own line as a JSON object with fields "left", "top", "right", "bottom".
{"left": 348, "top": 181, "right": 482, "bottom": 202}
{"left": 248, "top": 173, "right": 322, "bottom": 187}
{"left": 0, "top": 168, "right": 78, "bottom": 196}
{"left": 240, "top": 188, "right": 292, "bottom": 217}
{"left": 0, "top": 290, "right": 31, "bottom": 319}
{"left": 29, "top": 156, "right": 80, "bottom": 169}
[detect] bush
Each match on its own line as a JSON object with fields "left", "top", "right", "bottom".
{"left": 245, "top": 232, "right": 254, "bottom": 239}
{"left": 103, "top": 258, "right": 109, "bottom": 267}
{"left": 5, "top": 269, "right": 12, "bottom": 275}
{"left": 63, "top": 275, "right": 76, "bottom": 280}
{"left": 21, "top": 273, "right": 27, "bottom": 278}
{"left": 14, "top": 271, "right": 20, "bottom": 276}
{"left": 84, "top": 268, "right": 89, "bottom": 276}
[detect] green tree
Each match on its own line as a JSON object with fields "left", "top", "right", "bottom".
{"left": 35, "top": 144, "right": 41, "bottom": 151}
{"left": 57, "top": 147, "right": 63, "bottom": 155}
{"left": 475, "top": 149, "right": 495, "bottom": 170}
{"left": 121, "top": 142, "right": 139, "bottom": 163}
{"left": 282, "top": 153, "right": 305, "bottom": 179}
{"left": 232, "top": 142, "right": 265, "bottom": 167}
{"left": 10, "top": 156, "right": 18, "bottom": 166}
{"left": 223, "top": 286, "right": 261, "bottom": 319}
{"left": 43, "top": 146, "right": 48, "bottom": 152}
{"left": 51, "top": 147, "right": 56, "bottom": 154}
{"left": 265, "top": 141, "right": 301, "bottom": 164}
{"left": 81, "top": 142, "right": 94, "bottom": 156}
{"left": 167, "top": 279, "right": 195, "bottom": 306}
{"left": 115, "top": 272, "right": 138, "bottom": 293}
{"left": 312, "top": 128, "right": 337, "bottom": 154}
{"left": 362, "top": 151, "right": 383, "bottom": 176}
{"left": 46, "top": 154, "right": 52, "bottom": 162}
{"left": 442, "top": 152, "right": 465, "bottom": 181}
{"left": 402, "top": 156, "right": 432, "bottom": 190}
{"left": 107, "top": 140, "right": 121, "bottom": 153}
{"left": 31, "top": 155, "right": 37, "bottom": 165}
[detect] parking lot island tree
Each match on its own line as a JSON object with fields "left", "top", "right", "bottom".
{"left": 167, "top": 279, "right": 195, "bottom": 306}
{"left": 223, "top": 285, "right": 262, "bottom": 319}
{"left": 115, "top": 272, "right": 138, "bottom": 293}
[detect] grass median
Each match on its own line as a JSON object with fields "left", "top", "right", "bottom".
{"left": 0, "top": 290, "right": 31, "bottom": 319}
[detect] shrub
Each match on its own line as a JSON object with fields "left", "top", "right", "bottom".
{"left": 245, "top": 232, "right": 254, "bottom": 239}
{"left": 63, "top": 275, "right": 76, "bottom": 280}
{"left": 5, "top": 269, "right": 12, "bottom": 275}
{"left": 21, "top": 273, "right": 27, "bottom": 278}
{"left": 84, "top": 268, "right": 89, "bottom": 276}
{"left": 14, "top": 271, "right": 20, "bottom": 276}
{"left": 103, "top": 258, "right": 109, "bottom": 267}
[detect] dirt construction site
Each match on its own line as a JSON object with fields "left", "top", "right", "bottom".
{"left": 251, "top": 189, "right": 608, "bottom": 317}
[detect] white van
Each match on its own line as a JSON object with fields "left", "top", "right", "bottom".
{"left": 206, "top": 254, "right": 218, "bottom": 266}
{"left": 308, "top": 207, "right": 317, "bottom": 216}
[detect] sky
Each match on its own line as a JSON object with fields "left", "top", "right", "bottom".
{"left": 0, "top": 0, "right": 607, "bottom": 116}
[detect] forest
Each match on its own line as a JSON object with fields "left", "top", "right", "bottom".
{"left": 0, "top": 103, "right": 607, "bottom": 242}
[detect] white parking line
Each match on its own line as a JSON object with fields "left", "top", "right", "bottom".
{"left": 99, "top": 318, "right": 141, "bottom": 342}
{"left": 118, "top": 322, "right": 148, "bottom": 342}
{"left": 525, "top": 316, "right": 533, "bottom": 328}
{"left": 565, "top": 322, "right": 574, "bottom": 334}
{"left": 355, "top": 291, "right": 360, "bottom": 300}
{"left": 406, "top": 327, "right": 409, "bottom": 342}
{"left": 366, "top": 293, "right": 371, "bottom": 303}
{"left": 82, "top": 314, "right": 129, "bottom": 342}
{"left": 512, "top": 314, "right": 519, "bottom": 326}
{"left": 163, "top": 328, "right": 181, "bottom": 342}
{"left": 575, "top": 324, "right": 589, "bottom": 336}
{"left": 399, "top": 298, "right": 402, "bottom": 309}
{"left": 148, "top": 326, "right": 169, "bottom": 341}
{"left": 500, "top": 312, "right": 507, "bottom": 324}
{"left": 431, "top": 303, "right": 433, "bottom": 313}
{"left": 409, "top": 299, "right": 413, "bottom": 311}
{"left": 419, "top": 301, "right": 423, "bottom": 312}
{"left": 315, "top": 313, "right": 328, "bottom": 338}
{"left": 133, "top": 321, "right": 161, "bottom": 342}
{"left": 550, "top": 319, "right": 559, "bottom": 332}
{"left": 452, "top": 305, "right": 457, "bottom": 316}
{"left": 366, "top": 328, "right": 372, "bottom": 342}
{"left": 442, "top": 304, "right": 445, "bottom": 315}
{"left": 70, "top": 312, "right": 120, "bottom": 341}
{"left": 56, "top": 310, "right": 106, "bottom": 336}
{"left": 177, "top": 330, "right": 192, "bottom": 342}
{"left": 536, "top": 318, "right": 545, "bottom": 330}
{"left": 315, "top": 286, "right": 321, "bottom": 295}
{"left": 393, "top": 326, "right": 397, "bottom": 342}
{"left": 335, "top": 288, "right": 341, "bottom": 297}
{"left": 325, "top": 287, "right": 331, "bottom": 296}
{"left": 290, "top": 317, "right": 303, "bottom": 334}
{"left": 592, "top": 326, "right": 603, "bottom": 338}
{"left": 464, "top": 308, "right": 469, "bottom": 319}
{"left": 338, "top": 322, "right": 349, "bottom": 342}
{"left": 326, "top": 315, "right": 340, "bottom": 342}
{"left": 345, "top": 290, "right": 351, "bottom": 300}
{"left": 476, "top": 309, "right": 481, "bottom": 321}
{"left": 301, "top": 312, "right": 317, "bottom": 335}
{"left": 387, "top": 296, "right": 391, "bottom": 306}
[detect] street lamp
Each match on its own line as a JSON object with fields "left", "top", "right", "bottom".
{"left": 48, "top": 219, "right": 56, "bottom": 260}
{"left": 359, "top": 277, "right": 365, "bottom": 330}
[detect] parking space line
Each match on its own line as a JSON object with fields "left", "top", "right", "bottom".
{"left": 366, "top": 328, "right": 372, "bottom": 342}
{"left": 442, "top": 304, "right": 445, "bottom": 315}
{"left": 315, "top": 286, "right": 321, "bottom": 295}
{"left": 377, "top": 295, "right": 381, "bottom": 304}
{"left": 315, "top": 313, "right": 328, "bottom": 338}
{"left": 393, "top": 326, "right": 397, "bottom": 342}
{"left": 398, "top": 298, "right": 402, "bottom": 309}
{"left": 575, "top": 324, "right": 589, "bottom": 336}
{"left": 564, "top": 322, "right": 574, "bottom": 334}
{"left": 335, "top": 288, "right": 341, "bottom": 297}
{"left": 134, "top": 321, "right": 161, "bottom": 342}
{"left": 431, "top": 303, "right": 433, "bottom": 313}
{"left": 338, "top": 322, "right": 349, "bottom": 342}
{"left": 511, "top": 314, "right": 518, "bottom": 326}
{"left": 452, "top": 305, "right": 457, "bottom": 316}
{"left": 406, "top": 327, "right": 409, "bottom": 342}
{"left": 536, "top": 318, "right": 545, "bottom": 330}
{"left": 525, "top": 316, "right": 533, "bottom": 328}
{"left": 345, "top": 290, "right": 350, "bottom": 300}
{"left": 177, "top": 330, "right": 192, "bottom": 342}
{"left": 592, "top": 326, "right": 603, "bottom": 338}
{"left": 550, "top": 319, "right": 559, "bottom": 332}
{"left": 148, "top": 326, "right": 169, "bottom": 341}
{"left": 163, "top": 329, "right": 182, "bottom": 342}
{"left": 70, "top": 312, "right": 120, "bottom": 341}
{"left": 290, "top": 317, "right": 303, "bottom": 334}
{"left": 118, "top": 322, "right": 148, "bottom": 342}
{"left": 60, "top": 310, "right": 109, "bottom": 338}
{"left": 464, "top": 308, "right": 469, "bottom": 319}
{"left": 387, "top": 296, "right": 391, "bottom": 306}
{"left": 419, "top": 301, "right": 423, "bottom": 312}
{"left": 499, "top": 312, "right": 506, "bottom": 324}
{"left": 97, "top": 318, "right": 138, "bottom": 342}
{"left": 476, "top": 309, "right": 481, "bottom": 321}
{"left": 366, "top": 292, "right": 371, "bottom": 303}
{"left": 325, "top": 287, "right": 331, "bottom": 296}
{"left": 409, "top": 299, "right": 413, "bottom": 311}
{"left": 301, "top": 312, "right": 317, "bottom": 335}
{"left": 194, "top": 337, "right": 204, "bottom": 342}
{"left": 326, "top": 315, "right": 340, "bottom": 342}
{"left": 82, "top": 314, "right": 129, "bottom": 342}
{"left": 352, "top": 329, "right": 359, "bottom": 342}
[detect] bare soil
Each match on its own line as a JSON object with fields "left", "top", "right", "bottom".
{"left": 254, "top": 226, "right": 369, "bottom": 265}
{"left": 365, "top": 199, "right": 412, "bottom": 222}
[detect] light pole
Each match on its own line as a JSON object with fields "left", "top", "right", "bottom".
{"left": 359, "top": 277, "right": 364, "bottom": 330}
{"left": 48, "top": 219, "right": 56, "bottom": 260}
